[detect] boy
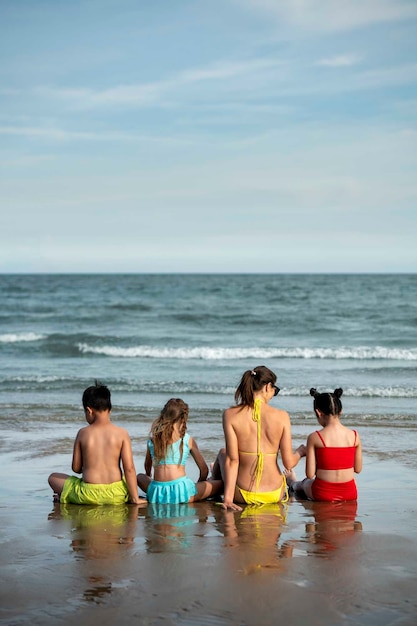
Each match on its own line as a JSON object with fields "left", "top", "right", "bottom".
{"left": 48, "top": 382, "right": 145, "bottom": 505}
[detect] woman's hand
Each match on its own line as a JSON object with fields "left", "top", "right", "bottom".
{"left": 220, "top": 500, "right": 243, "bottom": 512}
{"left": 297, "top": 444, "right": 307, "bottom": 458}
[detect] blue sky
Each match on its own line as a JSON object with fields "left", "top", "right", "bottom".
{"left": 1, "top": 0, "right": 416, "bottom": 273}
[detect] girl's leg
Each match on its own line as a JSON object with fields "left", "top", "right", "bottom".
{"left": 190, "top": 479, "right": 224, "bottom": 502}
{"left": 211, "top": 448, "right": 226, "bottom": 481}
{"left": 137, "top": 473, "right": 151, "bottom": 494}
{"left": 301, "top": 479, "right": 314, "bottom": 500}
{"left": 289, "top": 477, "right": 314, "bottom": 499}
{"left": 48, "top": 473, "right": 69, "bottom": 499}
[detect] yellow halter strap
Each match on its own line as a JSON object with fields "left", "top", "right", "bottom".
{"left": 250, "top": 398, "right": 288, "bottom": 502}
{"left": 252, "top": 398, "right": 264, "bottom": 492}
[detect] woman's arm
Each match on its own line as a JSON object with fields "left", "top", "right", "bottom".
{"left": 221, "top": 411, "right": 242, "bottom": 511}
{"left": 279, "top": 412, "right": 306, "bottom": 469}
{"left": 189, "top": 437, "right": 209, "bottom": 481}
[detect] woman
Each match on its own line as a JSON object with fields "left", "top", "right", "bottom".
{"left": 212, "top": 365, "right": 305, "bottom": 511}
{"left": 286, "top": 388, "right": 362, "bottom": 501}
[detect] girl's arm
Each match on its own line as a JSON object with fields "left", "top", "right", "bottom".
{"left": 222, "top": 412, "right": 242, "bottom": 511}
{"left": 71, "top": 430, "right": 83, "bottom": 474}
{"left": 121, "top": 432, "right": 142, "bottom": 504}
{"left": 279, "top": 412, "right": 306, "bottom": 469}
{"left": 189, "top": 437, "right": 209, "bottom": 481}
{"left": 144, "top": 447, "right": 153, "bottom": 477}
{"left": 354, "top": 432, "right": 363, "bottom": 474}
{"left": 305, "top": 432, "right": 317, "bottom": 479}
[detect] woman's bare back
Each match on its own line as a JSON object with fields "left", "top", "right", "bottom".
{"left": 226, "top": 403, "right": 288, "bottom": 492}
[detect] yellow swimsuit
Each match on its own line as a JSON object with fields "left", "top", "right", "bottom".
{"left": 238, "top": 398, "right": 288, "bottom": 505}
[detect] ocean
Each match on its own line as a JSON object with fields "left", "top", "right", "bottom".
{"left": 1, "top": 273, "right": 416, "bottom": 488}
{"left": 1, "top": 273, "right": 417, "bottom": 626}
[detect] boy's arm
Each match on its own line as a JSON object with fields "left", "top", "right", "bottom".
{"left": 71, "top": 430, "right": 83, "bottom": 474}
{"left": 121, "top": 433, "right": 142, "bottom": 504}
{"left": 189, "top": 437, "right": 209, "bottom": 481}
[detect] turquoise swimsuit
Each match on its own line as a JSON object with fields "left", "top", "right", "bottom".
{"left": 146, "top": 433, "right": 197, "bottom": 504}
{"left": 147, "top": 433, "right": 191, "bottom": 466}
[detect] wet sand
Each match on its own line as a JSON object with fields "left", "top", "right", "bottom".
{"left": 1, "top": 457, "right": 416, "bottom": 626}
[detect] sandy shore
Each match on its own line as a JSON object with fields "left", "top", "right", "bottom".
{"left": 1, "top": 457, "right": 416, "bottom": 626}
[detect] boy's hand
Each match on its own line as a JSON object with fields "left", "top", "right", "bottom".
{"left": 130, "top": 497, "right": 147, "bottom": 505}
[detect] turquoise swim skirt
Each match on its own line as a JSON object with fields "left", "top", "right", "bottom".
{"left": 60, "top": 476, "right": 130, "bottom": 505}
{"left": 146, "top": 476, "right": 197, "bottom": 504}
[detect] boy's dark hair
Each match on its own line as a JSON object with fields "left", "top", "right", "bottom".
{"left": 82, "top": 380, "right": 112, "bottom": 411}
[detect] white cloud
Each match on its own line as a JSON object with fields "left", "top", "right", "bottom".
{"left": 23, "top": 54, "right": 417, "bottom": 115}
{"left": 240, "top": 0, "right": 417, "bottom": 33}
{"left": 35, "top": 57, "right": 285, "bottom": 109}
{"left": 179, "top": 58, "right": 284, "bottom": 82}
{"left": 0, "top": 124, "right": 199, "bottom": 146}
{"left": 38, "top": 83, "right": 165, "bottom": 108}
{"left": 0, "top": 126, "right": 101, "bottom": 141}
{"left": 316, "top": 54, "right": 361, "bottom": 67}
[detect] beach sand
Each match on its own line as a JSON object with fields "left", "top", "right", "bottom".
{"left": 1, "top": 457, "right": 416, "bottom": 626}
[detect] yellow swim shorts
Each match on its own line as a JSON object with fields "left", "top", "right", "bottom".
{"left": 60, "top": 476, "right": 129, "bottom": 505}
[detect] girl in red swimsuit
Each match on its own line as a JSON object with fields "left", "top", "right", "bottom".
{"left": 287, "top": 388, "right": 362, "bottom": 502}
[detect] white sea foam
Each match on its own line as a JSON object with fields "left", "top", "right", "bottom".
{"left": 77, "top": 343, "right": 417, "bottom": 361}
{"left": 283, "top": 386, "right": 417, "bottom": 398}
{"left": 0, "top": 332, "right": 45, "bottom": 343}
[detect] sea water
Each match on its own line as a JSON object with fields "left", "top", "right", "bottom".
{"left": 0, "top": 273, "right": 416, "bottom": 483}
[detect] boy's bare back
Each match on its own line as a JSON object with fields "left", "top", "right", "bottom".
{"left": 73, "top": 418, "right": 133, "bottom": 484}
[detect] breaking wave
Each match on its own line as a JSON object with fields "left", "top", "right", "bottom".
{"left": 77, "top": 343, "right": 417, "bottom": 361}
{"left": 0, "top": 332, "right": 45, "bottom": 343}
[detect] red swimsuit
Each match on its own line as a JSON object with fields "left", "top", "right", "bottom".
{"left": 311, "top": 430, "right": 358, "bottom": 502}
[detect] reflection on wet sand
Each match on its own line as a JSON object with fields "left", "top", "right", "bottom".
{"left": 143, "top": 501, "right": 210, "bottom": 552}
{"left": 48, "top": 503, "right": 142, "bottom": 603}
{"left": 46, "top": 498, "right": 364, "bottom": 607}
{"left": 297, "top": 500, "right": 363, "bottom": 556}
{"left": 49, "top": 503, "right": 139, "bottom": 559}
{"left": 211, "top": 502, "right": 293, "bottom": 575}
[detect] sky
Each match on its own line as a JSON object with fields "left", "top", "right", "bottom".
{"left": 1, "top": 0, "right": 416, "bottom": 273}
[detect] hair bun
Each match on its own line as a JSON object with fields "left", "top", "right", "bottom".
{"left": 310, "top": 387, "right": 319, "bottom": 398}
{"left": 334, "top": 387, "right": 343, "bottom": 398}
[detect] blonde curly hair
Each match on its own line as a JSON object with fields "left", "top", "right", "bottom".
{"left": 150, "top": 398, "right": 189, "bottom": 464}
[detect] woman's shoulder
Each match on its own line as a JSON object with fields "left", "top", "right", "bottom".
{"left": 264, "top": 404, "right": 289, "bottom": 420}
{"left": 223, "top": 405, "right": 245, "bottom": 419}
